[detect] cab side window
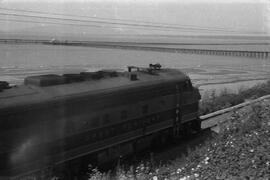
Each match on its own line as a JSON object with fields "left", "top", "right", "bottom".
{"left": 90, "top": 117, "right": 100, "bottom": 127}
{"left": 102, "top": 114, "right": 110, "bottom": 124}
{"left": 142, "top": 105, "right": 148, "bottom": 115}
{"left": 121, "top": 110, "right": 128, "bottom": 120}
{"left": 183, "top": 80, "right": 192, "bottom": 91}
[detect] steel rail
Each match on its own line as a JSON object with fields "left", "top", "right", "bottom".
{"left": 200, "top": 94, "right": 270, "bottom": 130}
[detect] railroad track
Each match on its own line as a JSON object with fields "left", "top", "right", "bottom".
{"left": 200, "top": 94, "right": 270, "bottom": 132}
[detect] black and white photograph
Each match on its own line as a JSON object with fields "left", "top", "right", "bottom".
{"left": 0, "top": 0, "right": 270, "bottom": 179}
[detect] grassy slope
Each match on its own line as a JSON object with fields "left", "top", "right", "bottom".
{"left": 172, "top": 102, "right": 270, "bottom": 179}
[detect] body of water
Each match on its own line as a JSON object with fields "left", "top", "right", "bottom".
{"left": 0, "top": 43, "right": 269, "bottom": 93}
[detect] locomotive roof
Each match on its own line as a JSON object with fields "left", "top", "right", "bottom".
{"left": 0, "top": 68, "right": 188, "bottom": 111}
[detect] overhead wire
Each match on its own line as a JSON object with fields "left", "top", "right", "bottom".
{"left": 0, "top": 7, "right": 188, "bottom": 26}
{"left": 0, "top": 7, "right": 248, "bottom": 32}
{"left": 0, "top": 8, "right": 264, "bottom": 34}
{"left": 0, "top": 18, "right": 102, "bottom": 28}
{"left": 0, "top": 12, "right": 246, "bottom": 34}
{"left": 1, "top": 18, "right": 225, "bottom": 34}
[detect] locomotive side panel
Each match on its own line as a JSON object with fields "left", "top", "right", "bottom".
{"left": 0, "top": 81, "right": 182, "bottom": 176}
{"left": 0, "top": 68, "right": 201, "bottom": 177}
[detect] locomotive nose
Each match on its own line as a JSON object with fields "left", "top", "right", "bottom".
{"left": 193, "top": 86, "right": 201, "bottom": 99}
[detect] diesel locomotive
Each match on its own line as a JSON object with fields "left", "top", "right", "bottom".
{"left": 0, "top": 64, "right": 201, "bottom": 178}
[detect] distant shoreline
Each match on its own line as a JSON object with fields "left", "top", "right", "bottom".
{"left": 0, "top": 39, "right": 270, "bottom": 53}
{"left": 1, "top": 38, "right": 270, "bottom": 46}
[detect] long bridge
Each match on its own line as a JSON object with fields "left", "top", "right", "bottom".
{"left": 116, "top": 45, "right": 270, "bottom": 59}
{"left": 1, "top": 38, "right": 269, "bottom": 59}
{"left": 174, "top": 48, "right": 269, "bottom": 59}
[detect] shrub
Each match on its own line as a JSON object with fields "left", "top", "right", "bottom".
{"left": 179, "top": 102, "right": 270, "bottom": 179}
{"left": 200, "top": 80, "right": 270, "bottom": 115}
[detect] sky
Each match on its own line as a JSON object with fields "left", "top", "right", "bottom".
{"left": 0, "top": 0, "right": 269, "bottom": 39}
